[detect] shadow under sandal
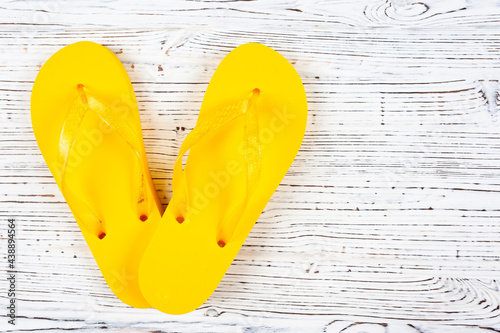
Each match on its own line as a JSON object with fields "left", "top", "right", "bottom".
{"left": 139, "top": 43, "right": 308, "bottom": 314}
{"left": 31, "top": 41, "right": 162, "bottom": 308}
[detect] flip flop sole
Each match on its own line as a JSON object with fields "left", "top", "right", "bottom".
{"left": 139, "top": 43, "right": 307, "bottom": 314}
{"left": 31, "top": 41, "right": 162, "bottom": 308}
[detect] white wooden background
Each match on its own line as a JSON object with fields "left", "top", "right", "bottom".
{"left": 1, "top": 0, "right": 500, "bottom": 332}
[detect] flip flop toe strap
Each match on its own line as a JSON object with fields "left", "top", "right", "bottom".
{"left": 172, "top": 89, "right": 262, "bottom": 246}
{"left": 57, "top": 84, "right": 151, "bottom": 239}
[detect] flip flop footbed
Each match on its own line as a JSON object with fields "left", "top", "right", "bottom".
{"left": 31, "top": 41, "right": 162, "bottom": 308}
{"left": 139, "top": 43, "right": 307, "bottom": 314}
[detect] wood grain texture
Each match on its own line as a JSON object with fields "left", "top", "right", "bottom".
{"left": 1, "top": 0, "right": 500, "bottom": 332}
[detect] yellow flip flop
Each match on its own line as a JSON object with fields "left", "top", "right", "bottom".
{"left": 139, "top": 43, "right": 307, "bottom": 314}
{"left": 31, "top": 41, "right": 162, "bottom": 308}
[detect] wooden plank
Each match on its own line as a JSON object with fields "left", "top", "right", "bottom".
{"left": 1, "top": 0, "right": 500, "bottom": 332}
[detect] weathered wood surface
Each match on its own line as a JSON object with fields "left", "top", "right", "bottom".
{"left": 1, "top": 0, "right": 500, "bottom": 332}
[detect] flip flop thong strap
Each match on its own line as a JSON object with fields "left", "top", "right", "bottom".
{"left": 172, "top": 89, "right": 262, "bottom": 244}
{"left": 57, "top": 84, "right": 150, "bottom": 238}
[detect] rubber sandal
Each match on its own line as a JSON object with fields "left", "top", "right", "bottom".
{"left": 31, "top": 41, "right": 162, "bottom": 308}
{"left": 139, "top": 43, "right": 307, "bottom": 314}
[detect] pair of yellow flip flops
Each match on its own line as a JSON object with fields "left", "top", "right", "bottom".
{"left": 31, "top": 41, "right": 307, "bottom": 314}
